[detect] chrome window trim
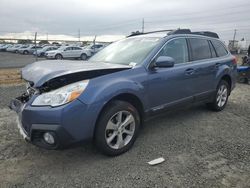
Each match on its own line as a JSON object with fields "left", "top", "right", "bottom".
{"left": 147, "top": 36, "right": 230, "bottom": 70}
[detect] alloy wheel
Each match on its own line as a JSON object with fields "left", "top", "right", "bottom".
{"left": 216, "top": 84, "right": 228, "bottom": 107}
{"left": 105, "top": 110, "right": 135, "bottom": 150}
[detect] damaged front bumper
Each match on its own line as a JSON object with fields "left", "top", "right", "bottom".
{"left": 10, "top": 97, "right": 30, "bottom": 142}
{"left": 9, "top": 91, "right": 99, "bottom": 150}
{"left": 9, "top": 95, "right": 75, "bottom": 149}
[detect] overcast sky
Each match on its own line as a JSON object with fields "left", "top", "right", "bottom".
{"left": 0, "top": 0, "right": 249, "bottom": 43}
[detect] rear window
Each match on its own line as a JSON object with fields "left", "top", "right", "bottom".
{"left": 211, "top": 40, "right": 228, "bottom": 57}
{"left": 208, "top": 41, "right": 217, "bottom": 58}
{"left": 189, "top": 38, "right": 211, "bottom": 61}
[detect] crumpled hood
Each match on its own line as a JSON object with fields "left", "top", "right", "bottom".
{"left": 22, "top": 60, "right": 131, "bottom": 88}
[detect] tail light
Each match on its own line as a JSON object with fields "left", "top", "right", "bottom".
{"left": 232, "top": 56, "right": 237, "bottom": 65}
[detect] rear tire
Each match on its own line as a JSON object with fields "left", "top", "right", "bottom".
{"left": 206, "top": 80, "right": 230, "bottom": 111}
{"left": 23, "top": 50, "right": 28, "bottom": 55}
{"left": 94, "top": 100, "right": 140, "bottom": 156}
{"left": 55, "top": 54, "right": 63, "bottom": 60}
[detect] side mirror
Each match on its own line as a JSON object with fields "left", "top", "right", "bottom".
{"left": 153, "top": 56, "right": 175, "bottom": 68}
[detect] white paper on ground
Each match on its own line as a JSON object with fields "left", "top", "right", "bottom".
{"left": 147, "top": 157, "right": 165, "bottom": 165}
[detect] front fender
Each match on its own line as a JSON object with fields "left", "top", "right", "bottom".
{"left": 79, "top": 78, "right": 145, "bottom": 107}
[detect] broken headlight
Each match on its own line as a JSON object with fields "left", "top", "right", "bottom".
{"left": 32, "top": 80, "right": 89, "bottom": 107}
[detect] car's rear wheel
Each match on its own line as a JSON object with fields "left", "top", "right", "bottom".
{"left": 95, "top": 100, "right": 140, "bottom": 156}
{"left": 81, "top": 53, "right": 87, "bottom": 60}
{"left": 207, "top": 80, "right": 229, "bottom": 111}
{"left": 23, "top": 50, "right": 28, "bottom": 55}
{"left": 55, "top": 54, "right": 63, "bottom": 60}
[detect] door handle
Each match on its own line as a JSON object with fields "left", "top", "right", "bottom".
{"left": 215, "top": 63, "right": 220, "bottom": 69}
{"left": 185, "top": 68, "right": 195, "bottom": 75}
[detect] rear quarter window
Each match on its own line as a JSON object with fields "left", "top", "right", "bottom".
{"left": 211, "top": 40, "right": 228, "bottom": 57}
{"left": 189, "top": 38, "right": 211, "bottom": 61}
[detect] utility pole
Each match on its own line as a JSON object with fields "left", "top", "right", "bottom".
{"left": 232, "top": 29, "right": 237, "bottom": 49}
{"left": 93, "top": 35, "right": 96, "bottom": 53}
{"left": 78, "top": 29, "right": 81, "bottom": 42}
{"left": 46, "top": 33, "right": 48, "bottom": 41}
{"left": 142, "top": 18, "right": 144, "bottom": 33}
{"left": 34, "top": 32, "right": 37, "bottom": 61}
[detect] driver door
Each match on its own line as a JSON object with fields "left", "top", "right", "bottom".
{"left": 63, "top": 47, "right": 72, "bottom": 58}
{"left": 146, "top": 37, "right": 196, "bottom": 111}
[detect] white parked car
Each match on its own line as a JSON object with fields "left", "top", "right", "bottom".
{"left": 80, "top": 43, "right": 106, "bottom": 60}
{"left": 45, "top": 46, "right": 86, "bottom": 60}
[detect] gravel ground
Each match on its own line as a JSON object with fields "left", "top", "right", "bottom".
{"left": 0, "top": 52, "right": 45, "bottom": 68}
{"left": 0, "top": 84, "right": 250, "bottom": 188}
{"left": 0, "top": 52, "right": 85, "bottom": 68}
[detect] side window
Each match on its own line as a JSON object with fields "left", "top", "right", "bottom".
{"left": 208, "top": 41, "right": 217, "bottom": 58}
{"left": 157, "top": 38, "right": 189, "bottom": 64}
{"left": 189, "top": 38, "right": 211, "bottom": 61}
{"left": 211, "top": 40, "right": 228, "bottom": 57}
{"left": 66, "top": 47, "right": 71, "bottom": 51}
{"left": 96, "top": 45, "right": 103, "bottom": 48}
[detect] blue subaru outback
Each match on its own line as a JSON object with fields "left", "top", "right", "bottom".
{"left": 10, "top": 29, "right": 237, "bottom": 156}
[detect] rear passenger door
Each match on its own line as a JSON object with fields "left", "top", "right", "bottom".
{"left": 187, "top": 38, "right": 218, "bottom": 101}
{"left": 73, "top": 47, "right": 83, "bottom": 57}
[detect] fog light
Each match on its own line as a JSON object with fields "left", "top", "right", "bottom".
{"left": 43, "top": 132, "right": 55, "bottom": 145}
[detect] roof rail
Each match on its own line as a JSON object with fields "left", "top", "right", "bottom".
{"left": 168, "top": 29, "right": 219, "bottom": 38}
{"left": 128, "top": 28, "right": 219, "bottom": 38}
{"left": 127, "top": 29, "right": 173, "bottom": 37}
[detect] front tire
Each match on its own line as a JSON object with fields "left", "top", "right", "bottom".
{"left": 81, "top": 53, "right": 87, "bottom": 60}
{"left": 94, "top": 100, "right": 140, "bottom": 156}
{"left": 23, "top": 50, "right": 28, "bottom": 55}
{"left": 207, "top": 80, "right": 230, "bottom": 111}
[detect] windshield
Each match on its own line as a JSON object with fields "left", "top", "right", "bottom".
{"left": 90, "top": 37, "right": 160, "bottom": 65}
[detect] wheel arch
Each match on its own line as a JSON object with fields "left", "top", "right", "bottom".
{"left": 93, "top": 92, "right": 145, "bottom": 138}
{"left": 220, "top": 74, "right": 232, "bottom": 94}
{"left": 55, "top": 53, "right": 63, "bottom": 58}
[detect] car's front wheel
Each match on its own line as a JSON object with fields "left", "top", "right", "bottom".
{"left": 95, "top": 100, "right": 140, "bottom": 156}
{"left": 81, "top": 53, "right": 87, "bottom": 60}
{"left": 207, "top": 80, "right": 230, "bottom": 111}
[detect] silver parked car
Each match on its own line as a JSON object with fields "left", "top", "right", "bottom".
{"left": 45, "top": 46, "right": 86, "bottom": 60}
{"left": 18, "top": 45, "right": 42, "bottom": 55}
{"left": 6, "top": 44, "right": 25, "bottom": 53}
{"left": 33, "top": 46, "right": 59, "bottom": 57}
{"left": 0, "top": 44, "right": 13, "bottom": 51}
